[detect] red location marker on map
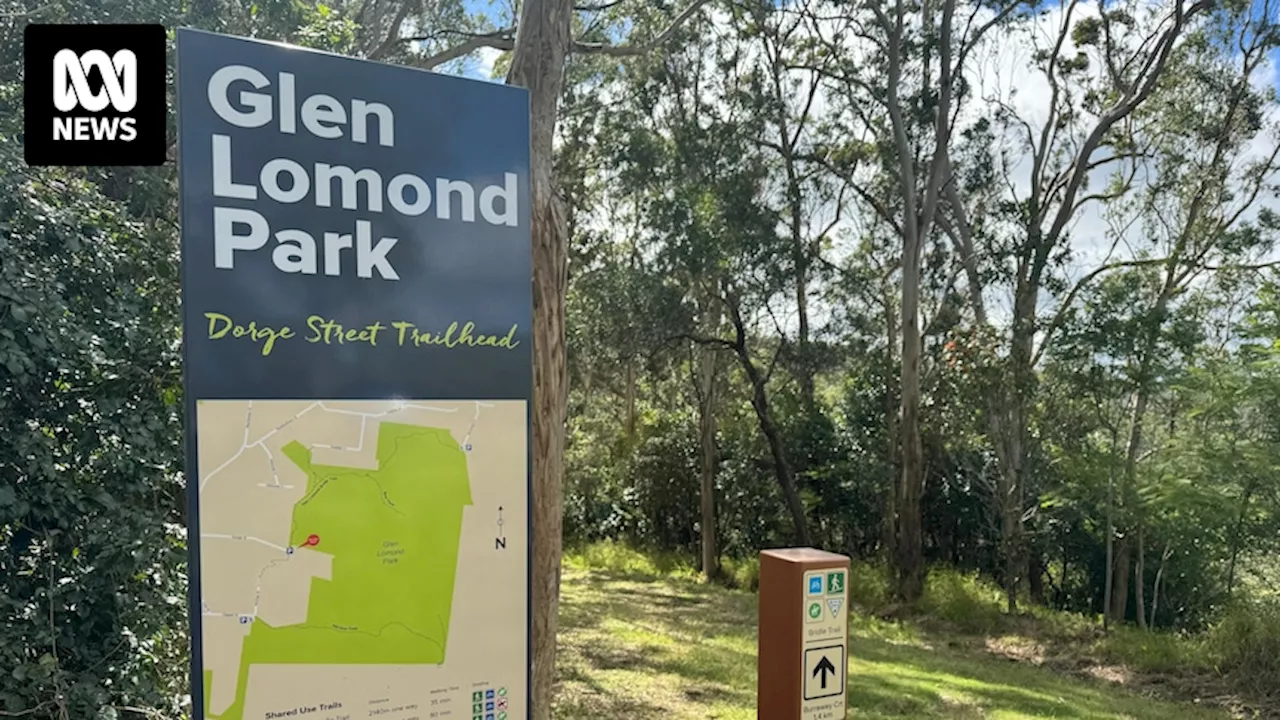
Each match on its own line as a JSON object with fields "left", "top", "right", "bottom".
{"left": 303, "top": 534, "right": 320, "bottom": 547}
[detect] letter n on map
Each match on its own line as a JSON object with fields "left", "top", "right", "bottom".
{"left": 176, "top": 28, "right": 532, "bottom": 720}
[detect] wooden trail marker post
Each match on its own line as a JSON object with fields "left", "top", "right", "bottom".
{"left": 758, "top": 548, "right": 850, "bottom": 719}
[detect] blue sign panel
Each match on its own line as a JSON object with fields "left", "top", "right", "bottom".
{"left": 177, "top": 28, "right": 531, "bottom": 720}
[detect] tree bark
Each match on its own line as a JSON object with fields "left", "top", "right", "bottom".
{"left": 874, "top": 0, "right": 955, "bottom": 604}
{"left": 697, "top": 304, "right": 721, "bottom": 582}
{"left": 897, "top": 223, "right": 925, "bottom": 602}
{"left": 1136, "top": 524, "right": 1147, "bottom": 630}
{"left": 996, "top": 276, "right": 1036, "bottom": 615}
{"left": 1058, "top": 557, "right": 1069, "bottom": 608}
{"left": 1150, "top": 542, "right": 1170, "bottom": 628}
{"left": 1104, "top": 430, "right": 1116, "bottom": 628}
{"left": 1028, "top": 540, "right": 1045, "bottom": 605}
{"left": 505, "top": 0, "right": 574, "bottom": 715}
{"left": 1111, "top": 535, "right": 1131, "bottom": 624}
{"left": 882, "top": 290, "right": 899, "bottom": 562}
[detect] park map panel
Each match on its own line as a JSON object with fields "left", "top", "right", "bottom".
{"left": 197, "top": 400, "right": 527, "bottom": 720}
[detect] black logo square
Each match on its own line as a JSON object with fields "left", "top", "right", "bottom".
{"left": 23, "top": 23, "right": 167, "bottom": 166}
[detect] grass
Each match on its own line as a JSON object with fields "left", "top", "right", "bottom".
{"left": 552, "top": 544, "right": 1240, "bottom": 719}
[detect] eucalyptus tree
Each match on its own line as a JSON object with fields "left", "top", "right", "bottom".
{"left": 1026, "top": 0, "right": 1280, "bottom": 625}
{"left": 587, "top": 7, "right": 823, "bottom": 546}
{"left": 929, "top": 0, "right": 1224, "bottom": 611}
{"left": 800, "top": 0, "right": 1028, "bottom": 603}
{"left": 727, "top": 0, "right": 850, "bottom": 412}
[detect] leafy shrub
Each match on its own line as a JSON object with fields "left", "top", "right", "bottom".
{"left": 846, "top": 560, "right": 891, "bottom": 611}
{"left": 1206, "top": 600, "right": 1280, "bottom": 696}
{"left": 919, "top": 567, "right": 1007, "bottom": 634}
{"left": 566, "top": 539, "right": 697, "bottom": 580}
{"left": 719, "top": 555, "right": 760, "bottom": 591}
{"left": 1094, "top": 626, "right": 1207, "bottom": 674}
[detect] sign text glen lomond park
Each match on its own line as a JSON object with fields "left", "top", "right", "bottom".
{"left": 176, "top": 29, "right": 532, "bottom": 720}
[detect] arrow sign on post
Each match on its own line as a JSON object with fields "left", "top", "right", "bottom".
{"left": 802, "top": 646, "right": 845, "bottom": 701}
{"left": 812, "top": 655, "right": 836, "bottom": 689}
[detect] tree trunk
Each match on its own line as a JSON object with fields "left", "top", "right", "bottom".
{"left": 1136, "top": 524, "right": 1147, "bottom": 630}
{"left": 1111, "top": 535, "right": 1132, "bottom": 624}
{"left": 1150, "top": 542, "right": 1171, "bottom": 628}
{"left": 998, "top": 282, "right": 1035, "bottom": 615}
{"left": 726, "top": 293, "right": 812, "bottom": 546}
{"left": 879, "top": 0, "right": 953, "bottom": 606}
{"left": 1000, "top": 457, "right": 1023, "bottom": 614}
{"left": 1104, "top": 438, "right": 1115, "bottom": 628}
{"left": 896, "top": 218, "right": 925, "bottom": 604}
{"left": 1058, "top": 557, "right": 1069, "bottom": 608}
{"left": 743, "top": 356, "right": 811, "bottom": 546}
{"left": 624, "top": 360, "right": 636, "bottom": 440}
{"left": 697, "top": 307, "right": 720, "bottom": 582}
{"left": 882, "top": 290, "right": 898, "bottom": 562}
{"left": 795, "top": 250, "right": 814, "bottom": 407}
{"left": 1028, "top": 541, "right": 1045, "bottom": 605}
{"left": 505, "top": 0, "right": 573, "bottom": 716}
{"left": 764, "top": 21, "right": 815, "bottom": 411}
{"left": 1226, "top": 480, "right": 1256, "bottom": 599}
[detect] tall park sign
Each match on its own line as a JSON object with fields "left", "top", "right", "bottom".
{"left": 176, "top": 29, "right": 532, "bottom": 720}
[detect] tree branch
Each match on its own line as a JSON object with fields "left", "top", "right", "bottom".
{"left": 410, "top": 28, "right": 517, "bottom": 69}
{"left": 673, "top": 332, "right": 738, "bottom": 351}
{"left": 1033, "top": 257, "right": 1280, "bottom": 367}
{"left": 573, "top": 0, "right": 711, "bottom": 55}
{"left": 369, "top": 1, "right": 416, "bottom": 60}
{"left": 575, "top": 0, "right": 626, "bottom": 11}
{"left": 0, "top": 2, "right": 54, "bottom": 19}
{"left": 412, "top": 0, "right": 708, "bottom": 67}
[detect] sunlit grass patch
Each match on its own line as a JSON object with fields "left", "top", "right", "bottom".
{"left": 552, "top": 557, "right": 1230, "bottom": 719}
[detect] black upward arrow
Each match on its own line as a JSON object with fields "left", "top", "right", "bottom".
{"left": 813, "top": 655, "right": 837, "bottom": 689}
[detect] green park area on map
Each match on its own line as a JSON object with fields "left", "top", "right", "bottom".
{"left": 205, "top": 422, "right": 473, "bottom": 720}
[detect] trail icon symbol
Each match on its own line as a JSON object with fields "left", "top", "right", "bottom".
{"left": 826, "top": 571, "right": 845, "bottom": 595}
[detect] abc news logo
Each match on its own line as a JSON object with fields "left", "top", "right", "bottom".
{"left": 53, "top": 49, "right": 140, "bottom": 142}
{"left": 24, "top": 24, "right": 166, "bottom": 166}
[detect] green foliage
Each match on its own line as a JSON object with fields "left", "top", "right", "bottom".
{"left": 919, "top": 568, "right": 1009, "bottom": 635}
{"left": 564, "top": 540, "right": 699, "bottom": 581}
{"left": 0, "top": 137, "right": 187, "bottom": 718}
{"left": 718, "top": 554, "right": 760, "bottom": 591}
{"left": 1205, "top": 600, "right": 1280, "bottom": 697}
{"left": 1094, "top": 627, "right": 1209, "bottom": 675}
{"left": 845, "top": 560, "right": 892, "bottom": 611}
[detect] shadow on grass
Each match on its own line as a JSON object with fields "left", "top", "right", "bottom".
{"left": 554, "top": 565, "right": 1226, "bottom": 720}
{"left": 846, "top": 635, "right": 1224, "bottom": 719}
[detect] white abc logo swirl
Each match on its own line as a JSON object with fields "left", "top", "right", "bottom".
{"left": 52, "top": 49, "right": 137, "bottom": 113}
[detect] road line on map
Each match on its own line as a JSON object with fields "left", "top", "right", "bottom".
{"left": 200, "top": 533, "right": 288, "bottom": 553}
{"left": 200, "top": 402, "right": 322, "bottom": 491}
{"left": 461, "top": 401, "right": 483, "bottom": 447}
